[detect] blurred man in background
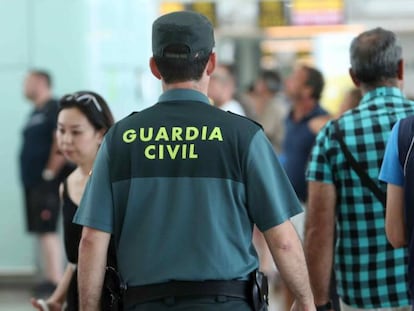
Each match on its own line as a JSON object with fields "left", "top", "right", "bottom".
{"left": 281, "top": 64, "right": 335, "bottom": 310}
{"left": 283, "top": 64, "right": 329, "bottom": 204}
{"left": 20, "top": 70, "right": 69, "bottom": 297}
{"left": 250, "top": 70, "right": 288, "bottom": 154}
{"left": 208, "top": 64, "right": 246, "bottom": 116}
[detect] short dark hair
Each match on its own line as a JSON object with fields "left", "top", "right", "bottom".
{"left": 259, "top": 70, "right": 282, "bottom": 94}
{"left": 350, "top": 27, "right": 402, "bottom": 86}
{"left": 154, "top": 45, "right": 211, "bottom": 84}
{"left": 30, "top": 70, "right": 52, "bottom": 88}
{"left": 59, "top": 91, "right": 114, "bottom": 133}
{"left": 302, "top": 66, "right": 324, "bottom": 101}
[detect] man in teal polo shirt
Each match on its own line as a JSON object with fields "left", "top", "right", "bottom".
{"left": 74, "top": 11, "right": 315, "bottom": 311}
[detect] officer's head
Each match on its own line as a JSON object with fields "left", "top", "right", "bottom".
{"left": 150, "top": 11, "right": 216, "bottom": 85}
{"left": 349, "top": 27, "right": 403, "bottom": 91}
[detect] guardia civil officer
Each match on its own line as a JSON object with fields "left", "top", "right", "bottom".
{"left": 74, "top": 11, "right": 315, "bottom": 311}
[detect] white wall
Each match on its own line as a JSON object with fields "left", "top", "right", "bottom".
{"left": 0, "top": 0, "right": 157, "bottom": 275}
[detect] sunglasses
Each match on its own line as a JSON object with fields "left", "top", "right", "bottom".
{"left": 64, "top": 93, "right": 103, "bottom": 112}
{"left": 76, "top": 94, "right": 102, "bottom": 112}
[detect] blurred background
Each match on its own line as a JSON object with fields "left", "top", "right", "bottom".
{"left": 2, "top": 0, "right": 414, "bottom": 309}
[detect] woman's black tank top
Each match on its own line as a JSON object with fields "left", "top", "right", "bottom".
{"left": 62, "top": 180, "right": 83, "bottom": 264}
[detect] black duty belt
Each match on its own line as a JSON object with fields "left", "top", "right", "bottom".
{"left": 124, "top": 280, "right": 251, "bottom": 305}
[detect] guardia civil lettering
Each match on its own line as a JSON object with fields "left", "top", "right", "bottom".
{"left": 122, "top": 126, "right": 223, "bottom": 160}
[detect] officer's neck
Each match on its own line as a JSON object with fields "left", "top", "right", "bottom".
{"left": 162, "top": 80, "right": 208, "bottom": 96}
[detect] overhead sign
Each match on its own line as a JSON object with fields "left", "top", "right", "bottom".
{"left": 188, "top": 2, "right": 217, "bottom": 27}
{"left": 258, "top": 0, "right": 287, "bottom": 27}
{"left": 159, "top": 2, "right": 217, "bottom": 27}
{"left": 159, "top": 2, "right": 185, "bottom": 15}
{"left": 291, "top": 0, "right": 344, "bottom": 25}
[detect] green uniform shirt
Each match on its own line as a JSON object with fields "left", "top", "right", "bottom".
{"left": 74, "top": 89, "right": 302, "bottom": 286}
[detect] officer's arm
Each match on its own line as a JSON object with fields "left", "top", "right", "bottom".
{"left": 304, "top": 181, "right": 336, "bottom": 307}
{"left": 264, "top": 220, "right": 314, "bottom": 310}
{"left": 78, "top": 226, "right": 110, "bottom": 311}
{"left": 385, "top": 183, "right": 406, "bottom": 248}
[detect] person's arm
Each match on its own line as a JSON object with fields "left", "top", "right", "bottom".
{"left": 244, "top": 130, "right": 313, "bottom": 310}
{"left": 77, "top": 227, "right": 110, "bottom": 311}
{"left": 31, "top": 263, "right": 75, "bottom": 310}
{"left": 378, "top": 121, "right": 406, "bottom": 248}
{"left": 304, "top": 181, "right": 336, "bottom": 308}
{"left": 385, "top": 184, "right": 406, "bottom": 248}
{"left": 264, "top": 221, "right": 315, "bottom": 310}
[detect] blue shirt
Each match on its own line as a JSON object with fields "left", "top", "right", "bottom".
{"left": 74, "top": 89, "right": 302, "bottom": 287}
{"left": 379, "top": 121, "right": 404, "bottom": 186}
{"left": 380, "top": 117, "right": 414, "bottom": 299}
{"left": 282, "top": 105, "right": 328, "bottom": 202}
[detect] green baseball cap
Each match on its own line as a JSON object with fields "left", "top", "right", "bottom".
{"left": 152, "top": 11, "right": 215, "bottom": 59}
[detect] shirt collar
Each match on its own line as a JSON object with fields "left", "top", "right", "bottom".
{"left": 360, "top": 86, "right": 404, "bottom": 107}
{"left": 158, "top": 89, "right": 211, "bottom": 105}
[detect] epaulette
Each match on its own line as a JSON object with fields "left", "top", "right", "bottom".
{"left": 127, "top": 111, "right": 139, "bottom": 117}
{"left": 226, "top": 111, "right": 263, "bottom": 129}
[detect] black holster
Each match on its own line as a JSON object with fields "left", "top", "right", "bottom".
{"left": 251, "top": 270, "right": 269, "bottom": 311}
{"left": 101, "top": 266, "right": 126, "bottom": 311}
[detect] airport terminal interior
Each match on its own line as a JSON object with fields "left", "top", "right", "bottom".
{"left": 1, "top": 0, "right": 414, "bottom": 310}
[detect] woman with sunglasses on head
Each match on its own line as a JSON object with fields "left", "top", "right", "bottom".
{"left": 31, "top": 91, "right": 114, "bottom": 311}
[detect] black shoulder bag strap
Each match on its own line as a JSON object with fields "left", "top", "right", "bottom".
{"left": 333, "top": 120, "right": 386, "bottom": 207}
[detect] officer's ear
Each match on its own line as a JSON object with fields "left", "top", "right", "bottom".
{"left": 149, "top": 57, "right": 162, "bottom": 80}
{"left": 206, "top": 52, "right": 216, "bottom": 77}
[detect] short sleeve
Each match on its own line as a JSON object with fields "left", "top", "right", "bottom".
{"left": 379, "top": 121, "right": 404, "bottom": 187}
{"left": 73, "top": 137, "right": 114, "bottom": 233}
{"left": 306, "top": 122, "right": 334, "bottom": 184}
{"left": 245, "top": 131, "right": 303, "bottom": 232}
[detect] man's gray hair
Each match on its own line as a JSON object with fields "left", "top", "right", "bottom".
{"left": 350, "top": 27, "right": 402, "bottom": 85}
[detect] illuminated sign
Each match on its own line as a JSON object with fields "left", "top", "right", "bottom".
{"left": 258, "top": 0, "right": 287, "bottom": 27}
{"left": 291, "top": 0, "right": 344, "bottom": 25}
{"left": 160, "top": 2, "right": 185, "bottom": 15}
{"left": 188, "top": 2, "right": 217, "bottom": 27}
{"left": 159, "top": 2, "right": 217, "bottom": 27}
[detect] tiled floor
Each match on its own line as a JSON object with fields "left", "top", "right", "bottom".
{"left": 0, "top": 281, "right": 285, "bottom": 311}
{"left": 0, "top": 286, "right": 33, "bottom": 311}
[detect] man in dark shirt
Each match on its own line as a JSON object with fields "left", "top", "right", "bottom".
{"left": 282, "top": 65, "right": 334, "bottom": 309}
{"left": 20, "top": 70, "right": 69, "bottom": 296}
{"left": 283, "top": 65, "right": 329, "bottom": 203}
